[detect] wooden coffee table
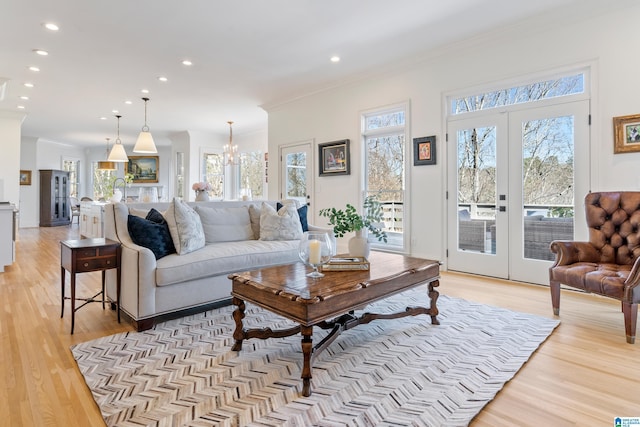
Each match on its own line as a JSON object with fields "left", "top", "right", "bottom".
{"left": 228, "top": 252, "right": 440, "bottom": 396}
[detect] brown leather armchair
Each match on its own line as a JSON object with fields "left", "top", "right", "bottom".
{"left": 549, "top": 192, "right": 640, "bottom": 344}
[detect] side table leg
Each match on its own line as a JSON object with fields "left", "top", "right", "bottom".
{"left": 70, "top": 273, "right": 76, "bottom": 334}
{"left": 428, "top": 279, "right": 440, "bottom": 325}
{"left": 60, "top": 267, "right": 65, "bottom": 318}
{"left": 101, "top": 270, "right": 106, "bottom": 310}
{"left": 231, "top": 297, "right": 246, "bottom": 351}
{"left": 301, "top": 325, "right": 313, "bottom": 397}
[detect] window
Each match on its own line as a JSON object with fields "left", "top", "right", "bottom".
{"left": 92, "top": 162, "right": 115, "bottom": 200}
{"left": 362, "top": 104, "right": 408, "bottom": 251}
{"left": 62, "top": 158, "right": 80, "bottom": 197}
{"left": 451, "top": 73, "right": 584, "bottom": 115}
{"left": 203, "top": 152, "right": 224, "bottom": 199}
{"left": 240, "top": 151, "right": 264, "bottom": 199}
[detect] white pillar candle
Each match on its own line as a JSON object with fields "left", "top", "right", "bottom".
{"left": 308, "top": 239, "right": 321, "bottom": 264}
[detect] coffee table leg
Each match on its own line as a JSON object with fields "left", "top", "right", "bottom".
{"left": 231, "top": 297, "right": 246, "bottom": 351}
{"left": 301, "top": 325, "right": 313, "bottom": 397}
{"left": 429, "top": 279, "right": 440, "bottom": 325}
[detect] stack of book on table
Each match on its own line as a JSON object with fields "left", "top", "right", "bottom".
{"left": 321, "top": 256, "right": 370, "bottom": 271}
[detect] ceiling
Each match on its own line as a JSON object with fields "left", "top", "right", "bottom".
{"left": 0, "top": 0, "right": 595, "bottom": 148}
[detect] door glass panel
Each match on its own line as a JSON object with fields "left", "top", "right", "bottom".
{"left": 521, "top": 115, "right": 575, "bottom": 260}
{"left": 457, "top": 126, "right": 497, "bottom": 254}
{"left": 285, "top": 151, "right": 306, "bottom": 206}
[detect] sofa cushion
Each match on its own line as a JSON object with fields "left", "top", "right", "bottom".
{"left": 127, "top": 214, "right": 176, "bottom": 260}
{"left": 259, "top": 202, "right": 303, "bottom": 241}
{"left": 196, "top": 205, "right": 254, "bottom": 243}
{"left": 154, "top": 239, "right": 300, "bottom": 287}
{"left": 277, "top": 202, "right": 308, "bottom": 232}
{"left": 164, "top": 198, "right": 205, "bottom": 255}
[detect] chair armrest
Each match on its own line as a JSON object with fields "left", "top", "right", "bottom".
{"left": 550, "top": 240, "right": 601, "bottom": 266}
{"left": 625, "top": 256, "right": 640, "bottom": 289}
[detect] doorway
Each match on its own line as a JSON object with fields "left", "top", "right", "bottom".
{"left": 280, "top": 141, "right": 313, "bottom": 209}
{"left": 447, "top": 99, "right": 590, "bottom": 284}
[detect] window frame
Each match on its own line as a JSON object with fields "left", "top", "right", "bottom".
{"left": 361, "top": 101, "right": 411, "bottom": 253}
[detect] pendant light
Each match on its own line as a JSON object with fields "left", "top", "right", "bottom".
{"left": 97, "top": 137, "right": 117, "bottom": 170}
{"left": 223, "top": 121, "right": 238, "bottom": 165}
{"left": 108, "top": 115, "right": 129, "bottom": 162}
{"left": 133, "top": 97, "right": 157, "bottom": 153}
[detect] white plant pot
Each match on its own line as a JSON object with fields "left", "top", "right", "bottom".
{"left": 348, "top": 229, "right": 370, "bottom": 258}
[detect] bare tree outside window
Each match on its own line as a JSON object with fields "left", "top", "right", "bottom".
{"left": 454, "top": 75, "right": 582, "bottom": 218}
{"left": 363, "top": 107, "right": 407, "bottom": 248}
{"left": 204, "top": 153, "right": 224, "bottom": 199}
{"left": 240, "top": 152, "right": 264, "bottom": 199}
{"left": 286, "top": 153, "right": 306, "bottom": 198}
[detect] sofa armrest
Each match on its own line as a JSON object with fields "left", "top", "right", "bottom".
{"left": 550, "top": 240, "right": 600, "bottom": 266}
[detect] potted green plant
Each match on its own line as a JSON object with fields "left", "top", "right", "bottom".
{"left": 319, "top": 195, "right": 388, "bottom": 257}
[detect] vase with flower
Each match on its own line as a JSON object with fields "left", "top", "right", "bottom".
{"left": 192, "top": 182, "right": 212, "bottom": 201}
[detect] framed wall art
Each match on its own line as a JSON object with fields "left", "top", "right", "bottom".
{"left": 613, "top": 114, "right": 640, "bottom": 154}
{"left": 413, "top": 136, "right": 436, "bottom": 165}
{"left": 19, "top": 170, "right": 32, "bottom": 185}
{"left": 127, "top": 156, "right": 159, "bottom": 183}
{"left": 319, "top": 139, "right": 350, "bottom": 176}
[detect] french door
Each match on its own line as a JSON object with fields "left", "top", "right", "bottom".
{"left": 280, "top": 142, "right": 313, "bottom": 209}
{"left": 447, "top": 100, "right": 589, "bottom": 284}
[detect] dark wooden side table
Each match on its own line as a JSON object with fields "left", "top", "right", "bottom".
{"left": 60, "top": 238, "right": 121, "bottom": 334}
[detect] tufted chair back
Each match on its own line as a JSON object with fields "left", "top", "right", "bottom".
{"left": 585, "top": 192, "right": 640, "bottom": 265}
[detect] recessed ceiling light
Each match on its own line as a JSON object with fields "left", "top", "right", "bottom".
{"left": 182, "top": 60, "right": 192, "bottom": 66}
{"left": 44, "top": 23, "right": 59, "bottom": 31}
{"left": 330, "top": 56, "right": 340, "bottom": 63}
{"left": 157, "top": 76, "right": 168, "bottom": 82}
{"left": 124, "top": 100, "right": 132, "bottom": 105}
{"left": 112, "top": 109, "right": 119, "bottom": 113}
{"left": 28, "top": 66, "right": 40, "bottom": 72}
{"left": 17, "top": 105, "right": 25, "bottom": 109}
{"left": 99, "top": 117, "right": 108, "bottom": 120}
{"left": 33, "top": 49, "right": 49, "bottom": 56}
{"left": 23, "top": 82, "right": 34, "bottom": 88}
{"left": 19, "top": 96, "right": 29, "bottom": 100}
{"left": 141, "top": 89, "right": 149, "bottom": 94}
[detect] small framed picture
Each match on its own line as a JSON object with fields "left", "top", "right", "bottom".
{"left": 19, "top": 170, "right": 32, "bottom": 185}
{"left": 413, "top": 136, "right": 436, "bottom": 165}
{"left": 614, "top": 114, "right": 640, "bottom": 154}
{"left": 319, "top": 139, "right": 350, "bottom": 176}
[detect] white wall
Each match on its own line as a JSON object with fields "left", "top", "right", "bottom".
{"left": 265, "top": 2, "right": 640, "bottom": 261}
{"left": 0, "top": 110, "right": 26, "bottom": 207}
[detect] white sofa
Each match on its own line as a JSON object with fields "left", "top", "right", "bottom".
{"left": 104, "top": 199, "right": 332, "bottom": 331}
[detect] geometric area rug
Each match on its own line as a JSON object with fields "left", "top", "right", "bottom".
{"left": 71, "top": 287, "right": 559, "bottom": 427}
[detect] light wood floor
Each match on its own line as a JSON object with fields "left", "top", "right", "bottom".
{"left": 1, "top": 225, "right": 639, "bottom": 426}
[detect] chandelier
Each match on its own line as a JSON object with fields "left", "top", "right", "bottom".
{"left": 223, "top": 121, "right": 238, "bottom": 165}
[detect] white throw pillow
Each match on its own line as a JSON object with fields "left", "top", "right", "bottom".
{"left": 164, "top": 198, "right": 205, "bottom": 255}
{"left": 259, "top": 202, "right": 303, "bottom": 241}
{"left": 196, "top": 205, "right": 254, "bottom": 242}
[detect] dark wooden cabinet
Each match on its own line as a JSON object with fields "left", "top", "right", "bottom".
{"left": 40, "top": 169, "right": 71, "bottom": 227}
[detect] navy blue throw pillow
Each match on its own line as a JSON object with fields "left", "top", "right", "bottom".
{"left": 127, "top": 214, "right": 176, "bottom": 260}
{"left": 277, "top": 202, "right": 308, "bottom": 232}
{"left": 146, "top": 208, "right": 166, "bottom": 224}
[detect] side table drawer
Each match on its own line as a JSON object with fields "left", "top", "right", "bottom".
{"left": 75, "top": 256, "right": 117, "bottom": 272}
